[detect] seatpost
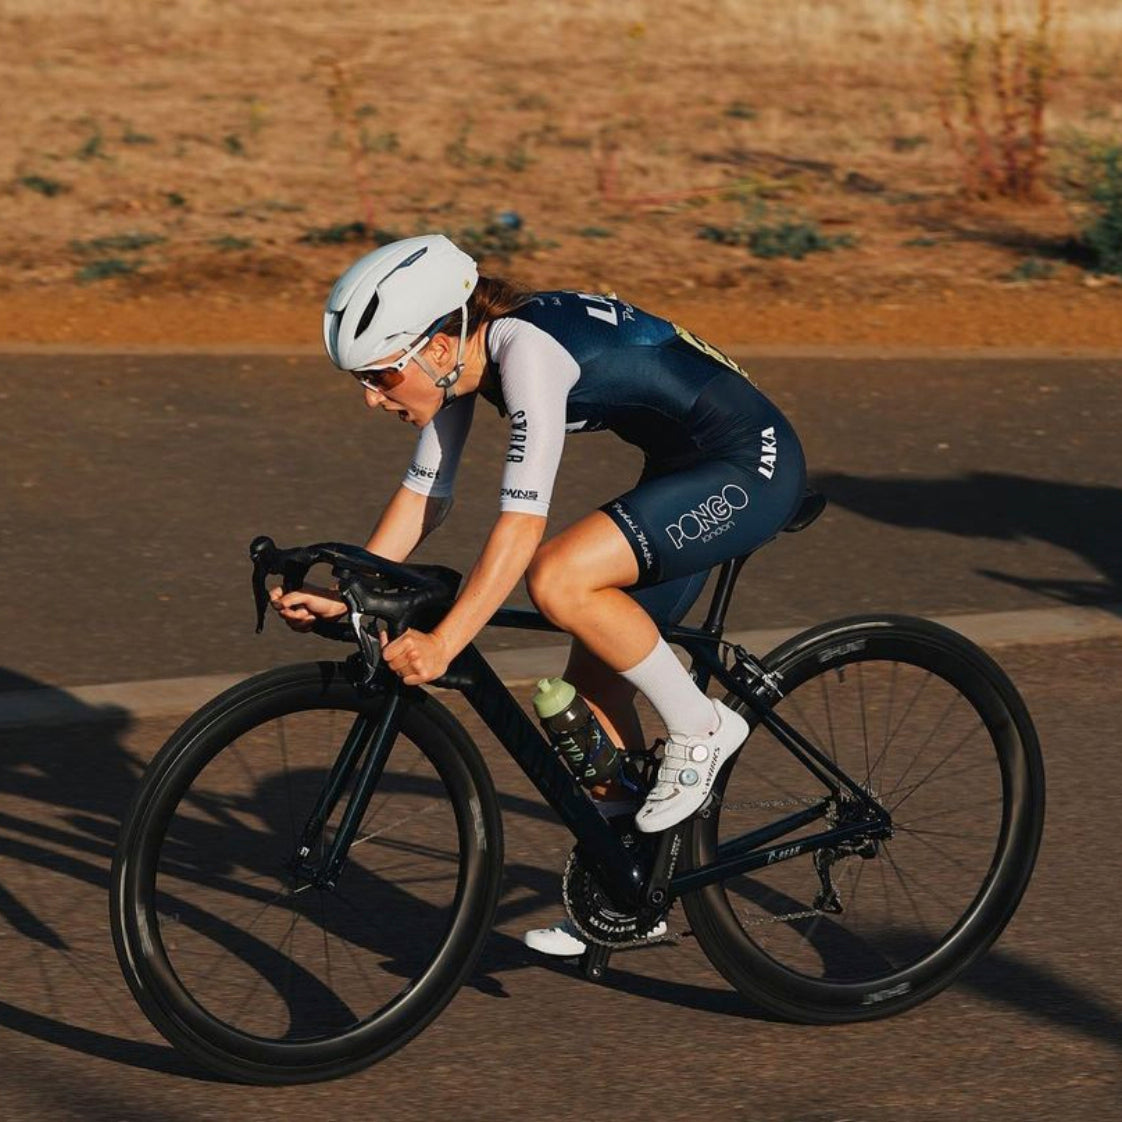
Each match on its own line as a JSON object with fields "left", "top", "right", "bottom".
{"left": 700, "top": 556, "right": 748, "bottom": 635}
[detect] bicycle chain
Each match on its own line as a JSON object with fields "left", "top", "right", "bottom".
{"left": 719, "top": 796, "right": 839, "bottom": 927}
{"left": 718, "top": 796, "right": 822, "bottom": 811}
{"left": 738, "top": 907, "right": 830, "bottom": 928}
{"left": 563, "top": 798, "right": 834, "bottom": 944}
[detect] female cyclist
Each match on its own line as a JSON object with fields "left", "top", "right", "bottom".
{"left": 270, "top": 234, "right": 807, "bottom": 956}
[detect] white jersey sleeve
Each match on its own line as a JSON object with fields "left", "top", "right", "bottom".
{"left": 400, "top": 393, "right": 476, "bottom": 499}
{"left": 488, "top": 318, "right": 580, "bottom": 516}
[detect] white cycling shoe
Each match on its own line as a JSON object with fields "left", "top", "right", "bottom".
{"left": 634, "top": 699, "right": 749, "bottom": 833}
{"left": 523, "top": 918, "right": 668, "bottom": 957}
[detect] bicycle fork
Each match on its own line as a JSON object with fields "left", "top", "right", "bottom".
{"left": 288, "top": 680, "right": 403, "bottom": 890}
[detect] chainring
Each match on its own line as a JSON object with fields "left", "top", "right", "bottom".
{"left": 561, "top": 845, "right": 668, "bottom": 947}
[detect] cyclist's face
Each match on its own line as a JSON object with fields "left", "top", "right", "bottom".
{"left": 360, "top": 343, "right": 445, "bottom": 427}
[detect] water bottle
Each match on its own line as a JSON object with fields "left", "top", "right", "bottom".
{"left": 532, "top": 677, "right": 623, "bottom": 788}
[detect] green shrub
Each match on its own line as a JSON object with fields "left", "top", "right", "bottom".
{"left": 724, "top": 101, "right": 757, "bottom": 121}
{"left": 122, "top": 125, "right": 156, "bottom": 145}
{"left": 1082, "top": 145, "right": 1122, "bottom": 275}
{"left": 210, "top": 235, "right": 254, "bottom": 251}
{"left": 72, "top": 232, "right": 165, "bottom": 254}
{"left": 76, "top": 127, "right": 106, "bottom": 161}
{"left": 1003, "top": 256, "right": 1055, "bottom": 281}
{"left": 19, "top": 175, "right": 68, "bottom": 197}
{"left": 298, "top": 222, "right": 401, "bottom": 246}
{"left": 451, "top": 213, "right": 545, "bottom": 260}
{"left": 76, "top": 258, "right": 139, "bottom": 282}
{"left": 699, "top": 206, "right": 855, "bottom": 260}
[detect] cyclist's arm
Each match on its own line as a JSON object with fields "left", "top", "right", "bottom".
{"left": 431, "top": 511, "right": 546, "bottom": 660}
{"left": 363, "top": 393, "right": 475, "bottom": 561}
{"left": 364, "top": 485, "right": 452, "bottom": 563}
{"left": 430, "top": 329, "right": 574, "bottom": 658}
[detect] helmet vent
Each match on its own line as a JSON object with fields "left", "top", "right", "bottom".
{"left": 354, "top": 293, "right": 380, "bottom": 338}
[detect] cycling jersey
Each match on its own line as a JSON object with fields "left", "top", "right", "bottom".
{"left": 400, "top": 290, "right": 806, "bottom": 616}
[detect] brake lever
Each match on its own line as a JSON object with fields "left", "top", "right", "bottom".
{"left": 336, "top": 573, "right": 397, "bottom": 687}
{"left": 250, "top": 536, "right": 275, "bottom": 633}
{"left": 249, "top": 535, "right": 317, "bottom": 634}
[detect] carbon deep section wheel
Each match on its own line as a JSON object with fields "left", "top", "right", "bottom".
{"left": 110, "top": 662, "right": 504, "bottom": 1083}
{"left": 682, "top": 615, "right": 1044, "bottom": 1023}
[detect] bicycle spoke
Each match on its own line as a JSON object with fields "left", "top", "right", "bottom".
{"left": 856, "top": 662, "right": 872, "bottom": 786}
{"left": 894, "top": 824, "right": 995, "bottom": 843}
{"left": 886, "top": 689, "right": 967, "bottom": 801}
{"left": 884, "top": 670, "right": 933, "bottom": 754}
{"left": 890, "top": 719, "right": 985, "bottom": 815}
{"left": 881, "top": 840, "right": 961, "bottom": 917}
{"left": 880, "top": 842, "right": 931, "bottom": 935}
{"left": 880, "top": 757, "right": 993, "bottom": 804}
{"left": 819, "top": 673, "right": 838, "bottom": 764}
{"left": 892, "top": 826, "right": 979, "bottom": 873}
{"left": 894, "top": 795, "right": 1003, "bottom": 829}
{"left": 277, "top": 716, "right": 298, "bottom": 844}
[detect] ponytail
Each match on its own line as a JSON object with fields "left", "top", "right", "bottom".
{"left": 438, "top": 276, "right": 533, "bottom": 338}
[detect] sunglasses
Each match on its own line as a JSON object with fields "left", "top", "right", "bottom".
{"left": 350, "top": 314, "right": 451, "bottom": 393}
{"left": 351, "top": 365, "right": 407, "bottom": 392}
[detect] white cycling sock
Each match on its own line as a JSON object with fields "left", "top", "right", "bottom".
{"left": 620, "top": 638, "right": 717, "bottom": 739}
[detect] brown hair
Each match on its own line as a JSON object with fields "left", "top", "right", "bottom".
{"left": 435, "top": 275, "right": 533, "bottom": 338}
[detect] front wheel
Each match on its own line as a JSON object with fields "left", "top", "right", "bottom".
{"left": 683, "top": 615, "right": 1044, "bottom": 1023}
{"left": 111, "top": 661, "right": 504, "bottom": 1084}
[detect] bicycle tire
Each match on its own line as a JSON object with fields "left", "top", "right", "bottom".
{"left": 682, "top": 614, "right": 1044, "bottom": 1023}
{"left": 111, "top": 661, "right": 504, "bottom": 1084}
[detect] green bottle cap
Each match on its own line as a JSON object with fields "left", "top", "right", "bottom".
{"left": 532, "top": 676, "right": 576, "bottom": 719}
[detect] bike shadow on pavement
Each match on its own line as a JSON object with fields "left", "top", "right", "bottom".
{"left": 962, "top": 952, "right": 1122, "bottom": 1054}
{"left": 0, "top": 666, "right": 210, "bottom": 1080}
{"left": 2, "top": 666, "right": 1118, "bottom": 1077}
{"left": 477, "top": 869, "right": 1122, "bottom": 1051}
{"left": 814, "top": 471, "right": 1122, "bottom": 606}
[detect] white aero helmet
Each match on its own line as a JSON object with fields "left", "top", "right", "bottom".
{"left": 323, "top": 234, "right": 479, "bottom": 401}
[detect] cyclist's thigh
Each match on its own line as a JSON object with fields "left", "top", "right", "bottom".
{"left": 601, "top": 419, "right": 806, "bottom": 587}
{"left": 628, "top": 571, "right": 709, "bottom": 626}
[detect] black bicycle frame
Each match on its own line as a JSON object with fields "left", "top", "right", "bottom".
{"left": 294, "top": 600, "right": 891, "bottom": 909}
{"left": 435, "top": 606, "right": 892, "bottom": 909}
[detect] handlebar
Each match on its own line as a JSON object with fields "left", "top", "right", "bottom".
{"left": 250, "top": 536, "right": 463, "bottom": 683}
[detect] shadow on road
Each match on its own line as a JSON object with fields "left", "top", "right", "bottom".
{"left": 0, "top": 667, "right": 204, "bottom": 1076}
{"left": 1, "top": 661, "right": 1119, "bottom": 1081}
{"left": 815, "top": 471, "right": 1122, "bottom": 605}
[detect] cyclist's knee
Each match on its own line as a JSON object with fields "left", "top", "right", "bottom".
{"left": 526, "top": 540, "right": 584, "bottom": 621}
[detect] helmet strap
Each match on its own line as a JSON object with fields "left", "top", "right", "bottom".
{"left": 415, "top": 303, "right": 469, "bottom": 408}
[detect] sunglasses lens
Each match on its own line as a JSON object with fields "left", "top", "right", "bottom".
{"left": 356, "top": 365, "right": 406, "bottom": 392}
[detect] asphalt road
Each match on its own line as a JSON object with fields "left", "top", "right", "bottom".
{"left": 2, "top": 351, "right": 1121, "bottom": 1117}
{"left": 0, "top": 638, "right": 1119, "bottom": 1120}
{"left": 1, "top": 352, "right": 1121, "bottom": 691}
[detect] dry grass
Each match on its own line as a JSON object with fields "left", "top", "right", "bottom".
{"left": 2, "top": 0, "right": 1121, "bottom": 305}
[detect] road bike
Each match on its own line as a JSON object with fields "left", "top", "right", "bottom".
{"left": 110, "top": 491, "right": 1045, "bottom": 1083}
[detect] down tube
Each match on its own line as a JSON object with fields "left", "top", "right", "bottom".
{"left": 446, "top": 645, "right": 644, "bottom": 908}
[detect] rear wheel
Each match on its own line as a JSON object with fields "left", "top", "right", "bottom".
{"left": 683, "top": 615, "right": 1044, "bottom": 1022}
{"left": 111, "top": 662, "right": 503, "bottom": 1083}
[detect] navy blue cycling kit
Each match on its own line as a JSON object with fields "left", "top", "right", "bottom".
{"left": 401, "top": 290, "right": 806, "bottom": 625}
